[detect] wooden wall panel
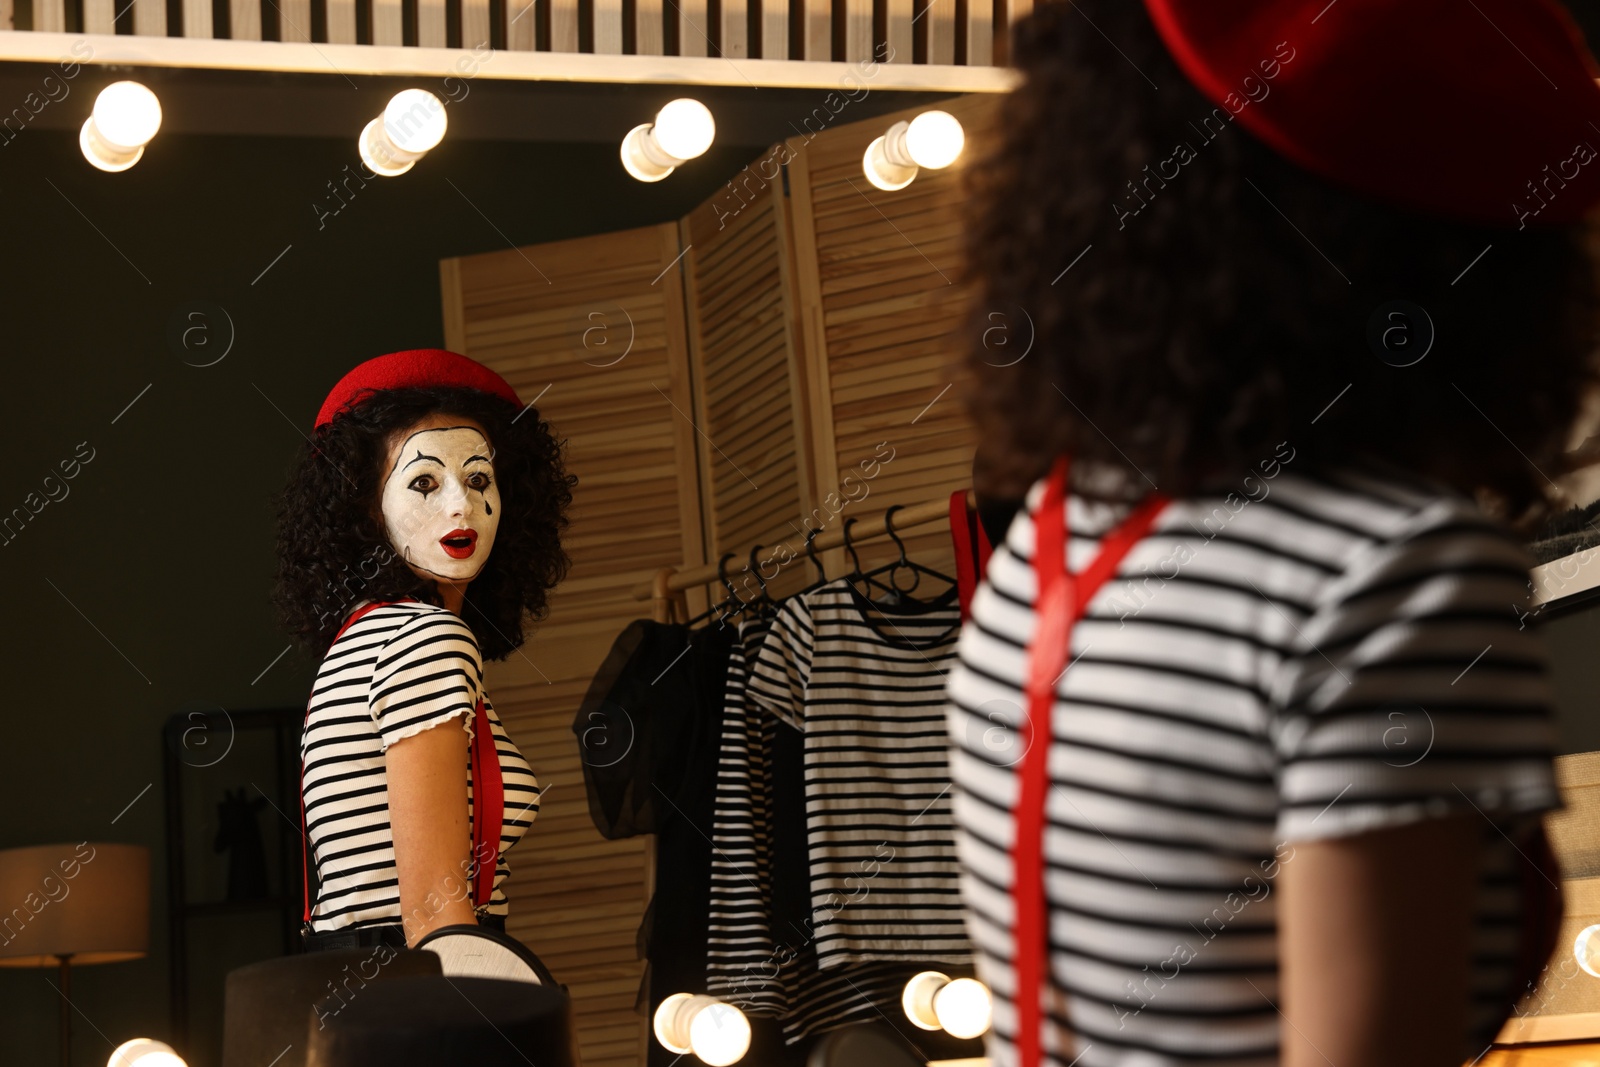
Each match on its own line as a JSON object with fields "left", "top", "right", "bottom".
{"left": 784, "top": 93, "right": 999, "bottom": 580}
{"left": 440, "top": 222, "right": 708, "bottom": 1067}
{"left": 680, "top": 166, "right": 814, "bottom": 602}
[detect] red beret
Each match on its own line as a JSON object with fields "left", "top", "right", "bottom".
{"left": 1142, "top": 0, "right": 1600, "bottom": 228}
{"left": 314, "top": 348, "right": 522, "bottom": 430}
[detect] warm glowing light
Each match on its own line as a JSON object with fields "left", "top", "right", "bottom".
{"left": 653, "top": 993, "right": 751, "bottom": 1066}
{"left": 1576, "top": 924, "right": 1600, "bottom": 979}
{"left": 902, "top": 972, "right": 992, "bottom": 1039}
{"left": 384, "top": 88, "right": 448, "bottom": 154}
{"left": 652, "top": 98, "right": 716, "bottom": 161}
{"left": 80, "top": 81, "right": 163, "bottom": 172}
{"left": 108, "top": 1038, "right": 187, "bottom": 1067}
{"left": 93, "top": 82, "right": 163, "bottom": 149}
{"left": 863, "top": 136, "right": 916, "bottom": 191}
{"left": 904, "top": 110, "right": 964, "bottom": 170}
{"left": 933, "top": 977, "right": 993, "bottom": 1039}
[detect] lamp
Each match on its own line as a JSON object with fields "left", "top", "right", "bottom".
{"left": 0, "top": 843, "right": 150, "bottom": 1067}
{"left": 359, "top": 89, "right": 449, "bottom": 178}
{"left": 620, "top": 99, "right": 716, "bottom": 182}
{"left": 652, "top": 993, "right": 750, "bottom": 1066}
{"left": 108, "top": 1038, "right": 187, "bottom": 1066}
{"left": 862, "top": 110, "right": 965, "bottom": 191}
{"left": 80, "top": 81, "right": 162, "bottom": 172}
{"left": 901, "top": 971, "right": 993, "bottom": 1039}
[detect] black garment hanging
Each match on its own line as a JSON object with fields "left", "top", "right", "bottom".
{"left": 572, "top": 618, "right": 735, "bottom": 1037}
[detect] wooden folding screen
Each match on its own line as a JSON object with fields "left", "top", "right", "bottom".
{"left": 439, "top": 91, "right": 1000, "bottom": 1067}
{"left": 440, "top": 223, "right": 706, "bottom": 1067}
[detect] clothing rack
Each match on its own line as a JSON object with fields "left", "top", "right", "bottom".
{"left": 633, "top": 490, "right": 976, "bottom": 623}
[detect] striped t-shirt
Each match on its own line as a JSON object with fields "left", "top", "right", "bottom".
{"left": 945, "top": 463, "right": 1560, "bottom": 1067}
{"left": 301, "top": 601, "right": 541, "bottom": 931}
{"left": 746, "top": 579, "right": 974, "bottom": 968}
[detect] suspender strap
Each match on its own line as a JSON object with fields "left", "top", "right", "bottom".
{"left": 1012, "top": 457, "right": 1168, "bottom": 1066}
{"left": 950, "top": 489, "right": 996, "bottom": 623}
{"left": 301, "top": 598, "right": 504, "bottom": 924}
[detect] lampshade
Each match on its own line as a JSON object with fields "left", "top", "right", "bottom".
{"left": 0, "top": 843, "right": 149, "bottom": 967}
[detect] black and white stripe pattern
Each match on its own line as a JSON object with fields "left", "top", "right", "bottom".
{"left": 745, "top": 579, "right": 975, "bottom": 968}
{"left": 946, "top": 466, "right": 1560, "bottom": 1066}
{"left": 302, "top": 601, "right": 541, "bottom": 931}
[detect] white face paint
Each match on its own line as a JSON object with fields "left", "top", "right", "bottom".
{"left": 380, "top": 424, "right": 501, "bottom": 584}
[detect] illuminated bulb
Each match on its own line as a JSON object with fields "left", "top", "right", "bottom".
{"left": 653, "top": 993, "right": 751, "bottom": 1066}
{"left": 1575, "top": 924, "right": 1600, "bottom": 978}
{"left": 621, "top": 98, "right": 716, "bottom": 182}
{"left": 108, "top": 1038, "right": 187, "bottom": 1067}
{"left": 905, "top": 110, "right": 964, "bottom": 169}
{"left": 79, "top": 81, "right": 162, "bottom": 173}
{"left": 862, "top": 110, "right": 965, "bottom": 191}
{"left": 902, "top": 971, "right": 992, "bottom": 1039}
{"left": 358, "top": 89, "right": 448, "bottom": 178}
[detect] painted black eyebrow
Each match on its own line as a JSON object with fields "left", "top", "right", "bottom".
{"left": 402, "top": 450, "right": 442, "bottom": 470}
{"left": 465, "top": 455, "right": 492, "bottom": 465}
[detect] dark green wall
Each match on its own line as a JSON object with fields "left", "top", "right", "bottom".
{"left": 0, "top": 121, "right": 763, "bottom": 1065}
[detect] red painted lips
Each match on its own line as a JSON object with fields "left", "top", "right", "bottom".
{"left": 439, "top": 529, "right": 478, "bottom": 559}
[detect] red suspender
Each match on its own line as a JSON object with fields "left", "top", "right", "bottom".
{"left": 950, "top": 489, "right": 996, "bottom": 623}
{"left": 1012, "top": 457, "right": 1167, "bottom": 1066}
{"left": 300, "top": 599, "right": 506, "bottom": 924}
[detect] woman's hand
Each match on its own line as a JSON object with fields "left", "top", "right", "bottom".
{"left": 1279, "top": 812, "right": 1478, "bottom": 1067}
{"left": 386, "top": 715, "right": 480, "bottom": 946}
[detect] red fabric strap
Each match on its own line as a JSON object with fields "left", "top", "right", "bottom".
{"left": 1012, "top": 458, "right": 1168, "bottom": 1065}
{"left": 300, "top": 598, "right": 504, "bottom": 923}
{"left": 950, "top": 490, "right": 996, "bottom": 623}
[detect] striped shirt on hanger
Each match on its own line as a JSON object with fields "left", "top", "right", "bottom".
{"left": 301, "top": 601, "right": 541, "bottom": 931}
{"left": 945, "top": 464, "right": 1560, "bottom": 1067}
{"left": 746, "top": 578, "right": 975, "bottom": 968}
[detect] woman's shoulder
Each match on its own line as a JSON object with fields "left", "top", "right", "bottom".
{"left": 345, "top": 601, "right": 484, "bottom": 662}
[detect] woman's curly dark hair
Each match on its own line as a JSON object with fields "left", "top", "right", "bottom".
{"left": 273, "top": 385, "right": 576, "bottom": 660}
{"left": 964, "top": 0, "right": 1600, "bottom": 525}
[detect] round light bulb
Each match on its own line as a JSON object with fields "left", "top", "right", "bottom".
{"left": 108, "top": 1038, "right": 187, "bottom": 1067}
{"left": 905, "top": 110, "right": 964, "bottom": 170}
{"left": 863, "top": 135, "right": 917, "bottom": 192}
{"left": 384, "top": 88, "right": 448, "bottom": 154}
{"left": 653, "top": 98, "right": 715, "bottom": 162}
{"left": 93, "top": 81, "right": 162, "bottom": 150}
{"left": 932, "top": 977, "right": 993, "bottom": 1039}
{"left": 358, "top": 118, "right": 416, "bottom": 177}
{"left": 687, "top": 1001, "right": 750, "bottom": 1067}
{"left": 1576, "top": 924, "right": 1600, "bottom": 979}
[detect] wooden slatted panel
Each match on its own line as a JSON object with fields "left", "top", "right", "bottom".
{"left": 229, "top": 0, "right": 261, "bottom": 38}
{"left": 33, "top": 0, "right": 64, "bottom": 30}
{"left": 132, "top": 0, "right": 165, "bottom": 35}
{"left": 278, "top": 0, "right": 311, "bottom": 42}
{"left": 0, "top": 0, "right": 12, "bottom": 28}
{"left": 842, "top": 0, "right": 870, "bottom": 61}
{"left": 802, "top": 0, "right": 828, "bottom": 60}
{"left": 719, "top": 0, "right": 747, "bottom": 59}
{"left": 440, "top": 221, "right": 707, "bottom": 1067}
{"left": 552, "top": 0, "right": 580, "bottom": 53}
{"left": 508, "top": 0, "right": 536, "bottom": 50}
{"left": 758, "top": 0, "right": 787, "bottom": 59}
{"left": 462, "top": 0, "right": 492, "bottom": 47}
{"left": 927, "top": 0, "right": 956, "bottom": 64}
{"left": 82, "top": 0, "right": 114, "bottom": 34}
{"left": 372, "top": 0, "right": 403, "bottom": 43}
{"left": 785, "top": 94, "right": 1000, "bottom": 578}
{"left": 886, "top": 0, "right": 912, "bottom": 63}
{"left": 594, "top": 0, "right": 623, "bottom": 53}
{"left": 417, "top": 0, "right": 448, "bottom": 45}
{"left": 636, "top": 0, "right": 665, "bottom": 55}
{"left": 326, "top": 0, "right": 356, "bottom": 42}
{"left": 680, "top": 165, "right": 814, "bottom": 601}
{"left": 966, "top": 0, "right": 992, "bottom": 66}
{"left": 678, "top": 0, "right": 709, "bottom": 57}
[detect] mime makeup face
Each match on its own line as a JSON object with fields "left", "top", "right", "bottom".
{"left": 380, "top": 420, "right": 501, "bottom": 584}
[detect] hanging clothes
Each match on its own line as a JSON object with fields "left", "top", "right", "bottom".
{"left": 572, "top": 617, "right": 735, "bottom": 1045}
{"left": 744, "top": 577, "right": 973, "bottom": 969}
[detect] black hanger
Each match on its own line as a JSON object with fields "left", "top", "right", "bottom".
{"left": 841, "top": 515, "right": 901, "bottom": 602}
{"left": 686, "top": 552, "right": 745, "bottom": 629}
{"left": 853, "top": 505, "right": 958, "bottom": 608}
{"left": 799, "top": 525, "right": 832, "bottom": 594}
{"left": 746, "top": 543, "right": 777, "bottom": 612}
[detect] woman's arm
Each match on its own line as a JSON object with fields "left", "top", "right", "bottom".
{"left": 1278, "top": 812, "right": 1477, "bottom": 1067}
{"left": 387, "top": 717, "right": 479, "bottom": 946}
